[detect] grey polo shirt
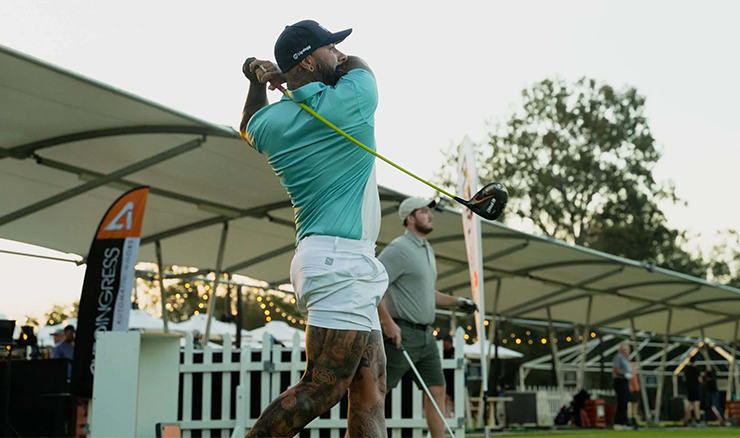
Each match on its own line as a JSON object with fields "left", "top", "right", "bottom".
{"left": 378, "top": 231, "right": 437, "bottom": 325}
{"left": 612, "top": 352, "right": 630, "bottom": 379}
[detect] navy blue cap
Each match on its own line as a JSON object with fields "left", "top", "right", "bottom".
{"left": 274, "top": 20, "right": 352, "bottom": 73}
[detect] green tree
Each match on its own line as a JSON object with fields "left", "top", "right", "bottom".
{"left": 706, "top": 230, "right": 740, "bottom": 288}
{"left": 440, "top": 77, "right": 703, "bottom": 275}
{"left": 44, "top": 301, "right": 79, "bottom": 325}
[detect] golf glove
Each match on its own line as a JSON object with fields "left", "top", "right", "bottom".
{"left": 457, "top": 298, "right": 478, "bottom": 314}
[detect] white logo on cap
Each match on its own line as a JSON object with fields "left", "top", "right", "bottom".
{"left": 293, "top": 45, "right": 311, "bottom": 60}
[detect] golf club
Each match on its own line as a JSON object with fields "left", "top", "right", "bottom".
{"left": 400, "top": 345, "right": 457, "bottom": 438}
{"left": 252, "top": 62, "right": 508, "bottom": 221}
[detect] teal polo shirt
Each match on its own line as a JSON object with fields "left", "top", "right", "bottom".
{"left": 246, "top": 69, "right": 381, "bottom": 244}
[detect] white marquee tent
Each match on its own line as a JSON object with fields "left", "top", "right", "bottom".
{"left": 2, "top": 43, "right": 740, "bottom": 346}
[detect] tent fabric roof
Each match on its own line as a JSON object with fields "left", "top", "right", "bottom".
{"left": 3, "top": 44, "right": 740, "bottom": 342}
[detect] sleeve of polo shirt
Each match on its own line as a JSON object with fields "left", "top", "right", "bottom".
{"left": 378, "top": 241, "right": 406, "bottom": 285}
{"left": 245, "top": 107, "right": 268, "bottom": 152}
{"left": 333, "top": 69, "right": 378, "bottom": 126}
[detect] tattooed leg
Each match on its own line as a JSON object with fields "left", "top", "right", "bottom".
{"left": 245, "top": 326, "right": 370, "bottom": 438}
{"left": 346, "top": 330, "right": 387, "bottom": 438}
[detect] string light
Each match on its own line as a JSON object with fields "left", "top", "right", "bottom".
{"left": 579, "top": 335, "right": 584, "bottom": 341}
{"left": 290, "top": 298, "right": 296, "bottom": 304}
{"left": 510, "top": 333, "right": 516, "bottom": 338}
{"left": 526, "top": 331, "right": 531, "bottom": 336}
{"left": 528, "top": 340, "right": 533, "bottom": 345}
{"left": 266, "top": 317, "right": 272, "bottom": 322}
{"left": 464, "top": 334, "right": 470, "bottom": 340}
{"left": 194, "top": 310, "right": 200, "bottom": 315}
{"left": 432, "top": 330, "right": 438, "bottom": 336}
{"left": 257, "top": 296, "right": 263, "bottom": 302}
{"left": 202, "top": 294, "right": 208, "bottom": 300}
{"left": 467, "top": 326, "right": 473, "bottom": 330}
{"left": 198, "top": 303, "right": 204, "bottom": 308}
{"left": 515, "top": 338, "right": 522, "bottom": 345}
{"left": 484, "top": 320, "right": 490, "bottom": 326}
{"left": 260, "top": 304, "right": 266, "bottom": 309}
{"left": 276, "top": 308, "right": 281, "bottom": 312}
{"left": 541, "top": 338, "right": 547, "bottom": 345}
{"left": 502, "top": 339, "right": 508, "bottom": 344}
{"left": 590, "top": 332, "right": 597, "bottom": 338}
{"left": 566, "top": 336, "right": 572, "bottom": 342}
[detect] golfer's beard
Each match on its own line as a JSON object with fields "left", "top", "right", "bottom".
{"left": 414, "top": 222, "right": 433, "bottom": 235}
{"left": 315, "top": 59, "right": 343, "bottom": 86}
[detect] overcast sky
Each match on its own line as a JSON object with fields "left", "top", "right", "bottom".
{"left": 1, "top": 0, "right": 738, "bottom": 322}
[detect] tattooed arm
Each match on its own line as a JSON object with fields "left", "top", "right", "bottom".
{"left": 239, "top": 57, "right": 285, "bottom": 139}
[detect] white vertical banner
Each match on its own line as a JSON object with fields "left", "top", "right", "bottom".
{"left": 457, "top": 135, "right": 488, "bottom": 394}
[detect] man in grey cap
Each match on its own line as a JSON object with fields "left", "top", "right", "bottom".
{"left": 378, "top": 197, "right": 477, "bottom": 438}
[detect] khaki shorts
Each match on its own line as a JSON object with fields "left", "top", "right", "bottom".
{"left": 291, "top": 235, "right": 388, "bottom": 331}
{"left": 385, "top": 324, "right": 446, "bottom": 390}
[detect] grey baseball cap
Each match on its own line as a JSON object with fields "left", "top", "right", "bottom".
{"left": 398, "top": 197, "right": 436, "bottom": 222}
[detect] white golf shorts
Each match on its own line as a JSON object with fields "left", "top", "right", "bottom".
{"left": 290, "top": 235, "right": 388, "bottom": 332}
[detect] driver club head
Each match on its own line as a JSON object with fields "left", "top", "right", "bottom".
{"left": 457, "top": 182, "right": 508, "bottom": 220}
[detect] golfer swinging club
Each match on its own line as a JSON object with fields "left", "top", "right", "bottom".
{"left": 240, "top": 20, "right": 388, "bottom": 437}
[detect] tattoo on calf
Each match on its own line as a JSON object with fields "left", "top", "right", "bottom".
{"left": 245, "top": 326, "right": 376, "bottom": 438}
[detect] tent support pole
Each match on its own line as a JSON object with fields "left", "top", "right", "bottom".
{"left": 700, "top": 328, "right": 711, "bottom": 372}
{"left": 729, "top": 321, "right": 739, "bottom": 402}
{"left": 155, "top": 240, "right": 169, "bottom": 333}
{"left": 483, "top": 279, "right": 502, "bottom": 428}
{"left": 577, "top": 296, "right": 593, "bottom": 391}
{"left": 236, "top": 285, "right": 244, "bottom": 347}
{"left": 487, "top": 280, "right": 502, "bottom": 388}
{"left": 547, "top": 307, "right": 563, "bottom": 391}
{"left": 631, "top": 318, "right": 651, "bottom": 423}
{"left": 204, "top": 222, "right": 229, "bottom": 342}
{"left": 655, "top": 309, "right": 673, "bottom": 423}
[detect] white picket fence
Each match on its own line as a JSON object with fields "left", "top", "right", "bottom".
{"left": 520, "top": 385, "right": 615, "bottom": 426}
{"left": 178, "top": 328, "right": 468, "bottom": 438}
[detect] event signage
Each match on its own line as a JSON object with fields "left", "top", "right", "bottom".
{"left": 71, "top": 187, "right": 149, "bottom": 397}
{"left": 456, "top": 136, "right": 488, "bottom": 393}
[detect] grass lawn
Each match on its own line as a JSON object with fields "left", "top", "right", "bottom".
{"left": 466, "top": 428, "right": 740, "bottom": 438}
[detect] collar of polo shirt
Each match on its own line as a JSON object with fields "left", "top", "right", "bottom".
{"left": 282, "top": 82, "right": 325, "bottom": 103}
{"left": 404, "top": 230, "right": 428, "bottom": 246}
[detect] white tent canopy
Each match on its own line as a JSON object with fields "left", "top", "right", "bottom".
{"left": 37, "top": 310, "right": 176, "bottom": 347}
{"left": 2, "top": 44, "right": 740, "bottom": 342}
{"left": 249, "top": 320, "right": 305, "bottom": 347}
{"left": 462, "top": 341, "right": 523, "bottom": 360}
{"left": 172, "top": 313, "right": 248, "bottom": 338}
